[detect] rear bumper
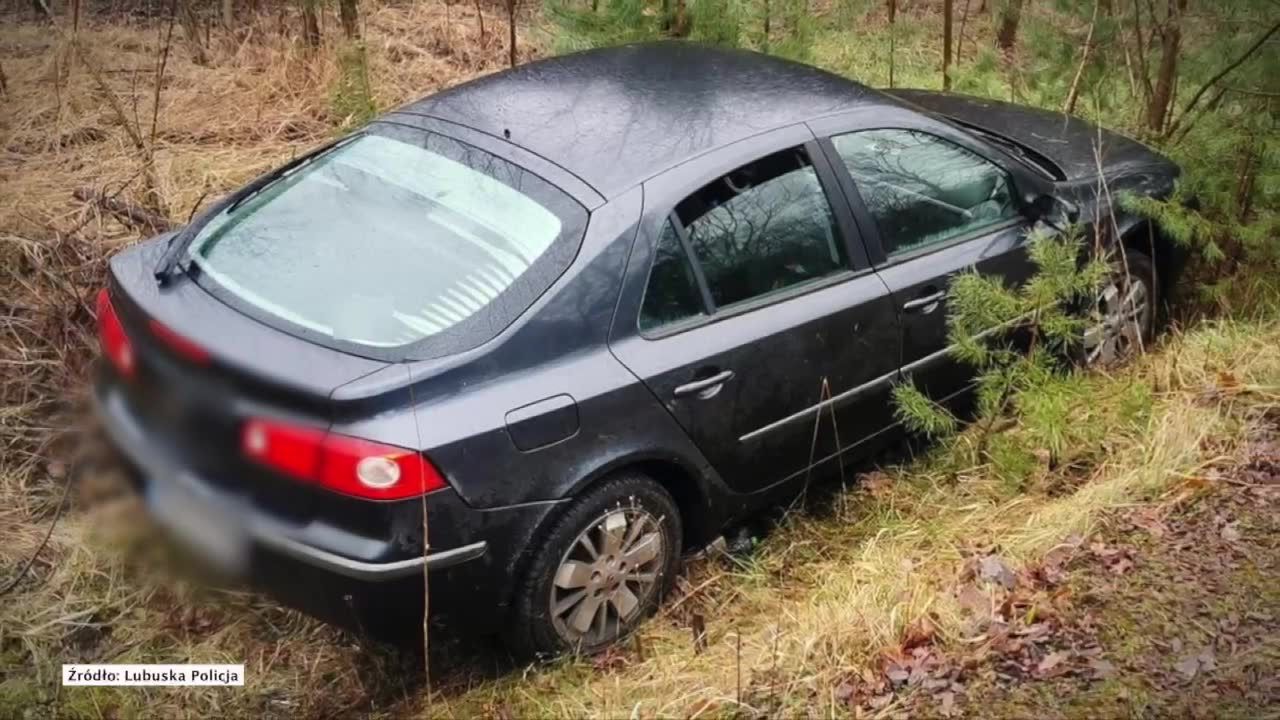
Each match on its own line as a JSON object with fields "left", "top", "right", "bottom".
{"left": 92, "top": 379, "right": 562, "bottom": 638}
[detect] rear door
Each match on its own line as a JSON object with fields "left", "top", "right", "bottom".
{"left": 609, "top": 126, "right": 901, "bottom": 494}
{"left": 812, "top": 111, "right": 1039, "bottom": 407}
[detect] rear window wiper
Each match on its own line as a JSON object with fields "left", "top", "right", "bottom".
{"left": 153, "top": 134, "right": 361, "bottom": 284}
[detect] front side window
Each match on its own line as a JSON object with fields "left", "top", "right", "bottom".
{"left": 675, "top": 148, "right": 846, "bottom": 308}
{"left": 832, "top": 129, "right": 1018, "bottom": 257}
{"left": 186, "top": 127, "right": 584, "bottom": 351}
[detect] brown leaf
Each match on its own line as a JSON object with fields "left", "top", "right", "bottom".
{"left": 1220, "top": 522, "right": 1242, "bottom": 543}
{"left": 1035, "top": 650, "right": 1070, "bottom": 677}
{"left": 902, "top": 616, "right": 937, "bottom": 650}
{"left": 1217, "top": 370, "right": 1240, "bottom": 392}
{"left": 979, "top": 555, "right": 1017, "bottom": 590}
{"left": 868, "top": 693, "right": 894, "bottom": 710}
{"left": 860, "top": 470, "right": 894, "bottom": 498}
{"left": 1196, "top": 648, "right": 1217, "bottom": 673}
{"left": 939, "top": 690, "right": 957, "bottom": 717}
{"left": 834, "top": 681, "right": 857, "bottom": 704}
{"left": 1089, "top": 658, "right": 1118, "bottom": 679}
{"left": 1175, "top": 654, "right": 1201, "bottom": 680}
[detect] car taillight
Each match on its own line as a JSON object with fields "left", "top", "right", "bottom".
{"left": 96, "top": 288, "right": 135, "bottom": 379}
{"left": 240, "top": 418, "right": 446, "bottom": 500}
{"left": 149, "top": 318, "right": 211, "bottom": 364}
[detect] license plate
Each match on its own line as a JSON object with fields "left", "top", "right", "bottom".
{"left": 146, "top": 473, "right": 250, "bottom": 577}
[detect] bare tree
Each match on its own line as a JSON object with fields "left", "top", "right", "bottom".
{"left": 955, "top": 0, "right": 972, "bottom": 63}
{"left": 887, "top": 0, "right": 896, "bottom": 88}
{"left": 222, "top": 0, "right": 234, "bottom": 30}
{"left": 943, "top": 0, "right": 953, "bottom": 90}
{"left": 474, "top": 0, "right": 486, "bottom": 43}
{"left": 179, "top": 0, "right": 209, "bottom": 64}
{"left": 506, "top": 0, "right": 517, "bottom": 67}
{"left": 1146, "top": 0, "right": 1186, "bottom": 134}
{"left": 301, "top": 0, "right": 321, "bottom": 47}
{"left": 338, "top": 0, "right": 359, "bottom": 39}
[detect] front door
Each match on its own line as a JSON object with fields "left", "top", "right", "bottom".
{"left": 609, "top": 133, "right": 901, "bottom": 494}
{"left": 820, "top": 125, "right": 1039, "bottom": 407}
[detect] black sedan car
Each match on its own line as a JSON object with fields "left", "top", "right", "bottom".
{"left": 94, "top": 42, "right": 1181, "bottom": 656}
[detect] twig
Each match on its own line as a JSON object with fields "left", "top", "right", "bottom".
{"left": 72, "top": 187, "right": 173, "bottom": 233}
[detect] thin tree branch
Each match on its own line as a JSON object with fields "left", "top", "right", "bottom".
{"left": 1063, "top": 0, "right": 1100, "bottom": 114}
{"left": 1165, "top": 18, "right": 1280, "bottom": 138}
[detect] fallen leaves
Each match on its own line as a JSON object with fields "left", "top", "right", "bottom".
{"left": 1174, "top": 648, "right": 1217, "bottom": 681}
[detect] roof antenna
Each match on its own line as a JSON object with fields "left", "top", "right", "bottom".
{"left": 503, "top": 128, "right": 511, "bottom": 139}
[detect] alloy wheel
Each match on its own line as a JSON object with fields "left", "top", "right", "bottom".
{"left": 549, "top": 507, "right": 666, "bottom": 648}
{"left": 1083, "top": 271, "right": 1151, "bottom": 366}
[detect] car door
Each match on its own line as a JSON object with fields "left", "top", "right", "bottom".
{"left": 812, "top": 112, "right": 1040, "bottom": 408}
{"left": 609, "top": 126, "right": 901, "bottom": 494}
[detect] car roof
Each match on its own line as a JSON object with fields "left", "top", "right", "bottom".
{"left": 398, "top": 42, "right": 883, "bottom": 198}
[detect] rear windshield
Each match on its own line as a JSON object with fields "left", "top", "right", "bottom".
{"left": 186, "top": 124, "right": 586, "bottom": 356}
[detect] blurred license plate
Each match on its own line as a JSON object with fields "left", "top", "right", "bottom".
{"left": 146, "top": 474, "right": 249, "bottom": 577}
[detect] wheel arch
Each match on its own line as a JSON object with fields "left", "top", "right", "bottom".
{"left": 1115, "top": 218, "right": 1187, "bottom": 304}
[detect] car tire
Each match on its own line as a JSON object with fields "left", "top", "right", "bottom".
{"left": 507, "top": 472, "right": 682, "bottom": 659}
{"left": 1081, "top": 248, "right": 1157, "bottom": 367}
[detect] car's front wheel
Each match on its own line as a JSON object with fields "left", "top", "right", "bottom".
{"left": 508, "top": 472, "right": 682, "bottom": 658}
{"left": 1082, "top": 249, "right": 1157, "bottom": 366}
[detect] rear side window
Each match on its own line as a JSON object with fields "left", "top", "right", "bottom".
{"left": 639, "top": 221, "right": 704, "bottom": 331}
{"left": 186, "top": 125, "right": 586, "bottom": 355}
{"left": 832, "top": 129, "right": 1017, "bottom": 257}
{"left": 638, "top": 147, "right": 850, "bottom": 333}
{"left": 676, "top": 148, "right": 846, "bottom": 308}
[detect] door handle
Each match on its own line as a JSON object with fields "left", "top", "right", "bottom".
{"left": 674, "top": 370, "right": 735, "bottom": 398}
{"left": 902, "top": 290, "right": 946, "bottom": 313}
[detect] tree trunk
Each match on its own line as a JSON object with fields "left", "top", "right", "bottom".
{"left": 474, "top": 0, "right": 485, "bottom": 43}
{"left": 887, "top": 0, "right": 896, "bottom": 88}
{"left": 1062, "top": 0, "right": 1099, "bottom": 114}
{"left": 301, "top": 0, "right": 321, "bottom": 47}
{"left": 506, "top": 0, "right": 517, "bottom": 67}
{"left": 179, "top": 0, "right": 209, "bottom": 64}
{"left": 995, "top": 0, "right": 1023, "bottom": 53}
{"left": 955, "top": 0, "right": 971, "bottom": 63}
{"left": 762, "top": 0, "right": 771, "bottom": 51}
{"left": 221, "top": 0, "right": 233, "bottom": 29}
{"left": 338, "top": 0, "right": 358, "bottom": 39}
{"left": 942, "top": 0, "right": 953, "bottom": 90}
{"left": 1146, "top": 0, "right": 1185, "bottom": 134}
{"left": 672, "top": 0, "right": 690, "bottom": 37}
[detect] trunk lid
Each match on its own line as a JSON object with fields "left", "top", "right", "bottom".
{"left": 886, "top": 89, "right": 1175, "bottom": 181}
{"left": 105, "top": 237, "right": 389, "bottom": 505}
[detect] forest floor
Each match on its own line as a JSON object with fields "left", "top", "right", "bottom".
{"left": 2, "top": 2, "right": 1278, "bottom": 719}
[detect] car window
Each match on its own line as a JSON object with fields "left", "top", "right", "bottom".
{"left": 831, "top": 129, "right": 1018, "bottom": 257}
{"left": 185, "top": 127, "right": 585, "bottom": 351}
{"left": 674, "top": 147, "right": 846, "bottom": 309}
{"left": 639, "top": 221, "right": 705, "bottom": 331}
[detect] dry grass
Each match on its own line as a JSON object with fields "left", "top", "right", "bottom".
{"left": 1, "top": 4, "right": 533, "bottom": 717}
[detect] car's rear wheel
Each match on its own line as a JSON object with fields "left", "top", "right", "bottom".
{"left": 1082, "top": 249, "right": 1156, "bottom": 367}
{"left": 508, "top": 472, "right": 682, "bottom": 658}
